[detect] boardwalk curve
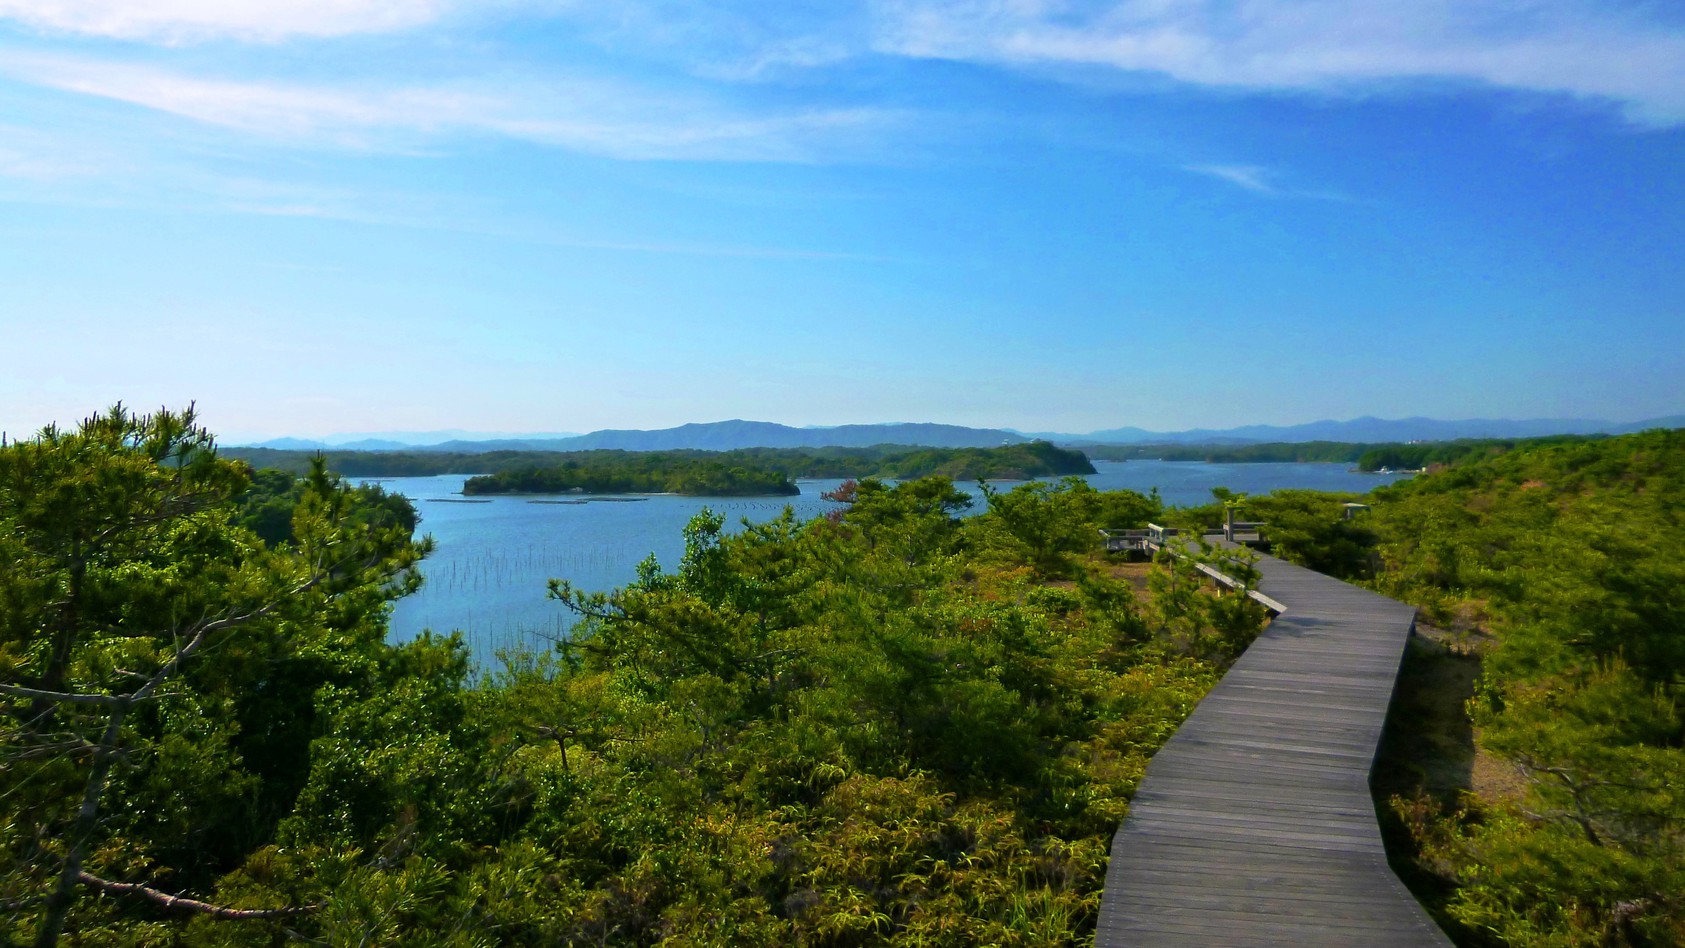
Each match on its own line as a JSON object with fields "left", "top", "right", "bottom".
{"left": 1096, "top": 548, "right": 1453, "bottom": 946}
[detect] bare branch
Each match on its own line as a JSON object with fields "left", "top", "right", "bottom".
{"left": 0, "top": 684, "right": 128, "bottom": 707}
{"left": 127, "top": 564, "right": 349, "bottom": 704}
{"left": 78, "top": 872, "right": 319, "bottom": 920}
{"left": 5, "top": 739, "right": 101, "bottom": 762}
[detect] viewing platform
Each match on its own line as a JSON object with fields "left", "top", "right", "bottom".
{"left": 1096, "top": 544, "right": 1450, "bottom": 946}
{"left": 1102, "top": 519, "right": 1265, "bottom": 554}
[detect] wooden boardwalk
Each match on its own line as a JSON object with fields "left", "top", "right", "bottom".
{"left": 1096, "top": 547, "right": 1452, "bottom": 946}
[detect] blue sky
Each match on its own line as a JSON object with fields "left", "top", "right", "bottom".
{"left": 1, "top": 1, "right": 1681, "bottom": 441}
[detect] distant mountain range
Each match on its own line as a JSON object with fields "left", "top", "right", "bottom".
{"left": 237, "top": 415, "right": 1685, "bottom": 454}
{"left": 1053, "top": 414, "right": 1685, "bottom": 446}
{"left": 250, "top": 429, "right": 581, "bottom": 451}
{"left": 241, "top": 421, "right": 1031, "bottom": 453}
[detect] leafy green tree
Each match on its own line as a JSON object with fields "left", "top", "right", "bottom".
{"left": 1143, "top": 535, "right": 1265, "bottom": 665}
{"left": 972, "top": 477, "right": 1103, "bottom": 577}
{"left": 0, "top": 406, "right": 426, "bottom": 946}
{"left": 821, "top": 476, "right": 972, "bottom": 563}
{"left": 1094, "top": 487, "right": 1162, "bottom": 531}
{"left": 1244, "top": 489, "right": 1378, "bottom": 580}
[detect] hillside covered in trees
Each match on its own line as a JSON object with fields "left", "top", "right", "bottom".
{"left": 1201, "top": 430, "right": 1684, "bottom": 945}
{"left": 1082, "top": 434, "right": 1606, "bottom": 471}
{"left": 2, "top": 408, "right": 1262, "bottom": 945}
{"left": 463, "top": 454, "right": 801, "bottom": 497}
{"left": 1366, "top": 430, "right": 1684, "bottom": 946}
{"left": 226, "top": 441, "right": 1094, "bottom": 485}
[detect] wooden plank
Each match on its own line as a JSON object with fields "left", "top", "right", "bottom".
{"left": 1095, "top": 548, "right": 1451, "bottom": 946}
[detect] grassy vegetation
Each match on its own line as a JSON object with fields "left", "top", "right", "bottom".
{"left": 1234, "top": 430, "right": 1685, "bottom": 946}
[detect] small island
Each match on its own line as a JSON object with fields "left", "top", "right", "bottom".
{"left": 849, "top": 440, "right": 1096, "bottom": 480}
{"left": 463, "top": 457, "right": 800, "bottom": 496}
{"left": 234, "top": 441, "right": 1097, "bottom": 490}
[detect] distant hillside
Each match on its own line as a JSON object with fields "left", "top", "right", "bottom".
{"left": 1613, "top": 413, "right": 1685, "bottom": 433}
{"left": 243, "top": 420, "right": 1030, "bottom": 454}
{"left": 238, "top": 415, "right": 1685, "bottom": 454}
{"left": 248, "top": 429, "right": 580, "bottom": 449}
{"left": 551, "top": 421, "right": 1029, "bottom": 452}
{"left": 1071, "top": 414, "right": 1685, "bottom": 445}
{"left": 246, "top": 437, "right": 402, "bottom": 452}
{"left": 226, "top": 442, "right": 1093, "bottom": 482}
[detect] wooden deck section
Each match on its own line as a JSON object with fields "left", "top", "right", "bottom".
{"left": 1096, "top": 548, "right": 1452, "bottom": 946}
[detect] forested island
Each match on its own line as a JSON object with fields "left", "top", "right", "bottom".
{"left": 229, "top": 440, "right": 1095, "bottom": 492}
{"left": 463, "top": 455, "right": 802, "bottom": 496}
{"left": 232, "top": 434, "right": 1616, "bottom": 482}
{"left": 1083, "top": 433, "right": 1604, "bottom": 471}
{"left": 4, "top": 406, "right": 1680, "bottom": 945}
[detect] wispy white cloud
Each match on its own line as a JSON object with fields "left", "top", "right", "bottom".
{"left": 870, "top": 0, "right": 1685, "bottom": 125}
{"left": 1182, "top": 163, "right": 1357, "bottom": 202}
{"left": 697, "top": 35, "right": 858, "bottom": 82}
{"left": 9, "top": 1, "right": 1682, "bottom": 127}
{"left": 1185, "top": 163, "right": 1274, "bottom": 194}
{"left": 0, "top": 0, "right": 457, "bottom": 43}
{"left": 0, "top": 53, "right": 903, "bottom": 161}
{"left": 528, "top": 4, "right": 867, "bottom": 83}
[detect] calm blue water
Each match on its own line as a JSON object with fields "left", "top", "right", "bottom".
{"left": 373, "top": 461, "right": 1409, "bottom": 662}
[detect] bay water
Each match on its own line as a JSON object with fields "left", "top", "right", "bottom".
{"left": 375, "top": 461, "right": 1410, "bottom": 663}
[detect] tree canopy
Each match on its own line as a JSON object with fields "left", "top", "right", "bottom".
{"left": 463, "top": 455, "right": 800, "bottom": 497}
{"left": 2, "top": 408, "right": 1261, "bottom": 945}
{"left": 227, "top": 440, "right": 1096, "bottom": 484}
{"left": 0, "top": 406, "right": 431, "bottom": 946}
{"left": 1240, "top": 429, "right": 1685, "bottom": 945}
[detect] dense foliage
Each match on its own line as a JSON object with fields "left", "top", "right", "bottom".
{"left": 227, "top": 441, "right": 1095, "bottom": 484}
{"left": 233, "top": 466, "right": 420, "bottom": 546}
{"left": 1354, "top": 435, "right": 1605, "bottom": 473}
{"left": 848, "top": 441, "right": 1095, "bottom": 480}
{"left": 1244, "top": 430, "right": 1685, "bottom": 945}
{"left": 463, "top": 455, "right": 801, "bottom": 497}
{"left": 0, "top": 406, "right": 429, "bottom": 946}
{"left": 1081, "top": 435, "right": 1604, "bottom": 471}
{"left": 2, "top": 410, "right": 1263, "bottom": 945}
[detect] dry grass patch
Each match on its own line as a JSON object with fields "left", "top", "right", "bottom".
{"left": 1097, "top": 558, "right": 1154, "bottom": 595}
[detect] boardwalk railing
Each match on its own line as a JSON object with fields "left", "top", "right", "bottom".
{"left": 1096, "top": 545, "right": 1451, "bottom": 946}
{"left": 1099, "top": 522, "right": 1191, "bottom": 553}
{"left": 1099, "top": 528, "right": 1153, "bottom": 553}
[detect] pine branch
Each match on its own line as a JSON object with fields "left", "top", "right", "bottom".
{"left": 78, "top": 872, "right": 319, "bottom": 920}
{"left": 0, "top": 684, "right": 129, "bottom": 707}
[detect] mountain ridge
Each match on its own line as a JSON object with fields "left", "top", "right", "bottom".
{"left": 236, "top": 415, "right": 1685, "bottom": 454}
